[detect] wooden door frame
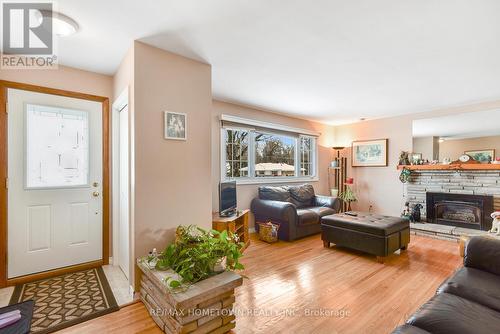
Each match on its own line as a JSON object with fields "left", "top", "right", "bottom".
{"left": 0, "top": 80, "right": 110, "bottom": 287}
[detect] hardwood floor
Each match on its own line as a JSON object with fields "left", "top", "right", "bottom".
{"left": 57, "top": 234, "right": 462, "bottom": 334}
{"left": 56, "top": 301, "right": 159, "bottom": 334}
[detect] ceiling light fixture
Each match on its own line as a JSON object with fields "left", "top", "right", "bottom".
{"left": 438, "top": 138, "right": 445, "bottom": 143}
{"left": 34, "top": 10, "right": 79, "bottom": 37}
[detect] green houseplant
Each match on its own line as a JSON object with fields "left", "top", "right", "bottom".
{"left": 154, "top": 225, "right": 245, "bottom": 289}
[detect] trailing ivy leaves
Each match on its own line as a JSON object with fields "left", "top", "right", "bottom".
{"left": 155, "top": 225, "right": 245, "bottom": 290}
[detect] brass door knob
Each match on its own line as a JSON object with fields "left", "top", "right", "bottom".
{"left": 92, "top": 191, "right": 100, "bottom": 197}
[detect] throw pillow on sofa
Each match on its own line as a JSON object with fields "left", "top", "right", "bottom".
{"left": 259, "top": 186, "right": 291, "bottom": 202}
{"left": 289, "top": 184, "right": 315, "bottom": 208}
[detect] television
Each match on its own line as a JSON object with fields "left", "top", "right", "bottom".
{"left": 219, "top": 181, "right": 237, "bottom": 217}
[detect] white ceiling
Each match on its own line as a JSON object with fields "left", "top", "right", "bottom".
{"left": 413, "top": 109, "right": 500, "bottom": 139}
{"left": 52, "top": 0, "right": 500, "bottom": 124}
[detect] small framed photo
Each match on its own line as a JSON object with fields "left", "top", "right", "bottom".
{"left": 351, "top": 139, "right": 388, "bottom": 167}
{"left": 164, "top": 111, "right": 187, "bottom": 140}
{"left": 411, "top": 153, "right": 422, "bottom": 163}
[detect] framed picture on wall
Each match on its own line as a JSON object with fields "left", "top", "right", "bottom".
{"left": 465, "top": 149, "right": 495, "bottom": 163}
{"left": 352, "top": 139, "right": 388, "bottom": 167}
{"left": 164, "top": 111, "right": 187, "bottom": 140}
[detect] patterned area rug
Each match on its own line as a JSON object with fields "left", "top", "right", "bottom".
{"left": 9, "top": 267, "right": 119, "bottom": 334}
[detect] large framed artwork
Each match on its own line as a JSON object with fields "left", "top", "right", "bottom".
{"left": 352, "top": 139, "right": 388, "bottom": 167}
{"left": 465, "top": 149, "right": 495, "bottom": 163}
{"left": 164, "top": 111, "right": 187, "bottom": 140}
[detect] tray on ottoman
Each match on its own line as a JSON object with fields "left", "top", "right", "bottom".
{"left": 321, "top": 212, "right": 410, "bottom": 262}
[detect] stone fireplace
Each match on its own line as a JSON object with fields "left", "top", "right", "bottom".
{"left": 426, "top": 192, "right": 493, "bottom": 230}
{"left": 404, "top": 169, "right": 500, "bottom": 237}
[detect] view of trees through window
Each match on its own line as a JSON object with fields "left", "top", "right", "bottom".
{"left": 300, "top": 137, "right": 313, "bottom": 176}
{"left": 225, "top": 129, "right": 248, "bottom": 178}
{"left": 255, "top": 132, "right": 295, "bottom": 177}
{"left": 224, "top": 128, "right": 315, "bottom": 179}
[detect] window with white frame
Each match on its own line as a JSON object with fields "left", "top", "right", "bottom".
{"left": 224, "top": 128, "right": 249, "bottom": 178}
{"left": 300, "top": 136, "right": 314, "bottom": 176}
{"left": 221, "top": 118, "right": 317, "bottom": 182}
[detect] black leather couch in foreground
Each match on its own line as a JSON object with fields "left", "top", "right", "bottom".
{"left": 251, "top": 184, "right": 340, "bottom": 241}
{"left": 392, "top": 236, "right": 500, "bottom": 334}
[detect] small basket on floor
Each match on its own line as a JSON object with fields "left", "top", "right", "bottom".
{"left": 257, "top": 221, "right": 280, "bottom": 243}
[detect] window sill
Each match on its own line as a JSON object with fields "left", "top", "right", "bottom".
{"left": 227, "top": 177, "right": 320, "bottom": 186}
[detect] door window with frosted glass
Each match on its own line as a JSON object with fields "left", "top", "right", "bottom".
{"left": 25, "top": 104, "right": 90, "bottom": 189}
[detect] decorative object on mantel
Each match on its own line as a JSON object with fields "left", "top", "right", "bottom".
{"left": 490, "top": 212, "right": 500, "bottom": 236}
{"left": 164, "top": 111, "right": 187, "bottom": 140}
{"left": 398, "top": 151, "right": 410, "bottom": 166}
{"left": 352, "top": 139, "right": 388, "bottom": 167}
{"left": 339, "top": 178, "right": 357, "bottom": 211}
{"left": 494, "top": 157, "right": 500, "bottom": 165}
{"left": 451, "top": 154, "right": 480, "bottom": 165}
{"left": 465, "top": 149, "right": 495, "bottom": 163}
{"left": 396, "top": 163, "right": 500, "bottom": 170}
{"left": 410, "top": 153, "right": 422, "bottom": 165}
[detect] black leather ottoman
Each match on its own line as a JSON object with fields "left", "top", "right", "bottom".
{"left": 321, "top": 212, "right": 410, "bottom": 262}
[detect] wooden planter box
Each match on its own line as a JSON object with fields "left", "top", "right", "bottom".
{"left": 137, "top": 259, "right": 243, "bottom": 334}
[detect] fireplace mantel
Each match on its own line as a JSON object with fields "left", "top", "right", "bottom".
{"left": 397, "top": 164, "right": 500, "bottom": 171}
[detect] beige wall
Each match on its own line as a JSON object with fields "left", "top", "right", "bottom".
{"left": 412, "top": 136, "right": 439, "bottom": 161}
{"left": 113, "top": 45, "right": 134, "bottom": 100}
{"left": 439, "top": 135, "right": 500, "bottom": 161}
{"left": 334, "top": 99, "right": 500, "bottom": 216}
{"left": 335, "top": 116, "right": 413, "bottom": 215}
{"left": 211, "top": 100, "right": 336, "bottom": 228}
{"left": 0, "top": 65, "right": 113, "bottom": 98}
{"left": 133, "top": 42, "right": 213, "bottom": 269}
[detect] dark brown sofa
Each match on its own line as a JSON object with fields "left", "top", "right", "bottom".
{"left": 392, "top": 236, "right": 500, "bottom": 334}
{"left": 250, "top": 184, "right": 340, "bottom": 241}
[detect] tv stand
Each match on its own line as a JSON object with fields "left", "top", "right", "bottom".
{"left": 212, "top": 209, "right": 250, "bottom": 252}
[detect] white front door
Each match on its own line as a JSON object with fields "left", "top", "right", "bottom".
{"left": 118, "top": 105, "right": 129, "bottom": 279}
{"left": 7, "top": 88, "right": 103, "bottom": 279}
